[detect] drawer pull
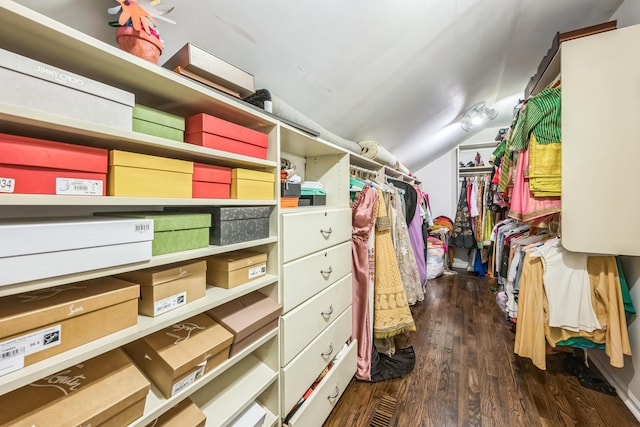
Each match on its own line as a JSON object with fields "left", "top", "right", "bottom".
{"left": 321, "top": 305, "right": 334, "bottom": 316}
{"left": 321, "top": 344, "right": 334, "bottom": 357}
{"left": 328, "top": 385, "right": 340, "bottom": 400}
{"left": 320, "top": 227, "right": 333, "bottom": 237}
{"left": 320, "top": 266, "right": 333, "bottom": 275}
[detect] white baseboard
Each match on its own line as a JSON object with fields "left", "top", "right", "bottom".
{"left": 590, "top": 357, "right": 640, "bottom": 421}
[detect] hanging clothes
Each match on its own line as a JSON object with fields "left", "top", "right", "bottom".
{"left": 351, "top": 185, "right": 378, "bottom": 381}
{"left": 372, "top": 188, "right": 416, "bottom": 339}
{"left": 390, "top": 189, "right": 424, "bottom": 305}
{"left": 452, "top": 178, "right": 476, "bottom": 249}
{"left": 388, "top": 180, "right": 427, "bottom": 285}
{"left": 507, "top": 147, "right": 561, "bottom": 223}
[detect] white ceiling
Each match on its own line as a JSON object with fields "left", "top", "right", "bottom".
{"left": 15, "top": 0, "right": 623, "bottom": 170}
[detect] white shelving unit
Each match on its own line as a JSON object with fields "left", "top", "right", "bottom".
{"left": 0, "top": 0, "right": 281, "bottom": 424}
{"left": 277, "top": 125, "right": 356, "bottom": 425}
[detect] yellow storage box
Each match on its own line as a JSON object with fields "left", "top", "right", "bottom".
{"left": 231, "top": 168, "right": 275, "bottom": 200}
{"left": 108, "top": 150, "right": 193, "bottom": 198}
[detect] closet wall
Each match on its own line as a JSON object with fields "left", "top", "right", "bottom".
{"left": 587, "top": 0, "right": 640, "bottom": 418}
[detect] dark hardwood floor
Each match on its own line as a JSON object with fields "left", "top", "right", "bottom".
{"left": 324, "top": 271, "right": 639, "bottom": 427}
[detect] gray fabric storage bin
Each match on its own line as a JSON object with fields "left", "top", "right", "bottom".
{"left": 0, "top": 47, "right": 134, "bottom": 130}
{"left": 299, "top": 194, "right": 326, "bottom": 206}
{"left": 211, "top": 206, "right": 270, "bottom": 246}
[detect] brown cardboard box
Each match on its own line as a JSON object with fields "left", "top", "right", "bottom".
{"left": 0, "top": 348, "right": 150, "bottom": 426}
{"left": 206, "top": 291, "right": 282, "bottom": 355}
{"left": 206, "top": 250, "right": 267, "bottom": 289}
{"left": 0, "top": 277, "right": 139, "bottom": 376}
{"left": 145, "top": 398, "right": 206, "bottom": 427}
{"left": 228, "top": 319, "right": 278, "bottom": 357}
{"left": 117, "top": 260, "right": 207, "bottom": 317}
{"left": 123, "top": 313, "right": 233, "bottom": 398}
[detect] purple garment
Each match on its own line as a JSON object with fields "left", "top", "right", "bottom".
{"left": 408, "top": 200, "right": 426, "bottom": 286}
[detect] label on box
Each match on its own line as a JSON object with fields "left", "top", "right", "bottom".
{"left": 0, "top": 325, "right": 62, "bottom": 375}
{"left": 171, "top": 364, "right": 205, "bottom": 396}
{"left": 248, "top": 264, "right": 267, "bottom": 279}
{"left": 56, "top": 178, "right": 103, "bottom": 195}
{"left": 154, "top": 292, "right": 187, "bottom": 316}
{"left": 0, "top": 177, "right": 15, "bottom": 193}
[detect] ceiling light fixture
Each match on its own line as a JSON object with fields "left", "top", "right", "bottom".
{"left": 460, "top": 102, "right": 499, "bottom": 132}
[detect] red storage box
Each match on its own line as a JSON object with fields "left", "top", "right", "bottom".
{"left": 192, "top": 163, "right": 231, "bottom": 199}
{"left": 0, "top": 133, "right": 107, "bottom": 195}
{"left": 185, "top": 113, "right": 268, "bottom": 160}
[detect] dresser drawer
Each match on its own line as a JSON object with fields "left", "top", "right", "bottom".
{"left": 282, "top": 241, "right": 351, "bottom": 313}
{"left": 282, "top": 306, "right": 352, "bottom": 414}
{"left": 281, "top": 274, "right": 352, "bottom": 365}
{"left": 285, "top": 341, "right": 357, "bottom": 427}
{"left": 281, "top": 208, "right": 351, "bottom": 263}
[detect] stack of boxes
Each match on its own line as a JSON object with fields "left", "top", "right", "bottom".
{"left": 0, "top": 40, "right": 280, "bottom": 425}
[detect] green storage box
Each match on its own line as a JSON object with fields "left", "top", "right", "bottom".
{"left": 97, "top": 212, "right": 211, "bottom": 256}
{"left": 132, "top": 104, "right": 186, "bottom": 142}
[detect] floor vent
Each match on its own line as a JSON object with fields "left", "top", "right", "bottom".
{"left": 369, "top": 394, "right": 399, "bottom": 427}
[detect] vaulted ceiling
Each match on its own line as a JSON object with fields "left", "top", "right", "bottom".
{"left": 16, "top": 0, "right": 623, "bottom": 170}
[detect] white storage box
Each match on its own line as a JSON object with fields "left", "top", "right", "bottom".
{"left": 0, "top": 47, "right": 134, "bottom": 130}
{"left": 228, "top": 402, "right": 266, "bottom": 427}
{"left": 0, "top": 216, "right": 154, "bottom": 286}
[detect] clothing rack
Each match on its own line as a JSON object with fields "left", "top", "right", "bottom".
{"left": 350, "top": 164, "right": 379, "bottom": 178}
{"left": 458, "top": 166, "right": 494, "bottom": 176}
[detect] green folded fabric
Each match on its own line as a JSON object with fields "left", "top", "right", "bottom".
{"left": 301, "top": 188, "right": 326, "bottom": 196}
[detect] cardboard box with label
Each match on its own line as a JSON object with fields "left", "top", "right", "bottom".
{"left": 98, "top": 211, "right": 211, "bottom": 256}
{"left": 108, "top": 150, "right": 193, "bottom": 198}
{"left": 0, "top": 216, "right": 153, "bottom": 287}
{"left": 192, "top": 163, "right": 231, "bottom": 199}
{"left": 231, "top": 168, "right": 275, "bottom": 200}
{"left": 0, "top": 132, "right": 108, "bottom": 196}
{"left": 145, "top": 398, "right": 206, "bottom": 427}
{"left": 210, "top": 206, "right": 271, "bottom": 246}
{"left": 206, "top": 291, "right": 282, "bottom": 357}
{"left": 0, "top": 47, "right": 134, "bottom": 130}
{"left": 133, "top": 104, "right": 186, "bottom": 142}
{"left": 123, "top": 313, "right": 234, "bottom": 398}
{"left": 206, "top": 250, "right": 267, "bottom": 289}
{"left": 117, "top": 260, "right": 207, "bottom": 317}
{"left": 0, "top": 276, "right": 139, "bottom": 376}
{"left": 185, "top": 113, "right": 268, "bottom": 160}
{"left": 0, "top": 349, "right": 150, "bottom": 426}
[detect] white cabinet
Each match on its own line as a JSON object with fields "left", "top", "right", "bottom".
{"left": 0, "top": 1, "right": 280, "bottom": 425}
{"left": 560, "top": 24, "right": 640, "bottom": 256}
{"left": 278, "top": 126, "right": 356, "bottom": 424}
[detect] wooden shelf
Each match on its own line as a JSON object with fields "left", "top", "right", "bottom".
{"left": 0, "top": 237, "right": 278, "bottom": 297}
{"left": 280, "top": 125, "right": 349, "bottom": 158}
{"left": 0, "top": 194, "right": 278, "bottom": 207}
{"left": 190, "top": 355, "right": 279, "bottom": 426}
{"left": 0, "top": 1, "right": 274, "bottom": 131}
{"left": 0, "top": 278, "right": 278, "bottom": 394}
{"left": 0, "top": 103, "right": 277, "bottom": 170}
{"left": 131, "top": 335, "right": 278, "bottom": 426}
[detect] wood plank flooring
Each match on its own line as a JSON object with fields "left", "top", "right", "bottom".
{"left": 324, "top": 271, "right": 639, "bottom": 427}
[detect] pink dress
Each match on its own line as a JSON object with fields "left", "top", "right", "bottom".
{"left": 508, "top": 149, "right": 561, "bottom": 222}
{"left": 351, "top": 185, "right": 378, "bottom": 380}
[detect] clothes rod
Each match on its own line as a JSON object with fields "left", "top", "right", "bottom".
{"left": 350, "top": 164, "right": 379, "bottom": 178}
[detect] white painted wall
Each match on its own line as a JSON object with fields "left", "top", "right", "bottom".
{"left": 589, "top": 1, "right": 640, "bottom": 419}
{"left": 415, "top": 148, "right": 457, "bottom": 220}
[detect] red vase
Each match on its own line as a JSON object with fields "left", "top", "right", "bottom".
{"left": 115, "top": 26, "right": 163, "bottom": 64}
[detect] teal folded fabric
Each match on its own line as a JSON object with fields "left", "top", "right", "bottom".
{"left": 556, "top": 337, "right": 605, "bottom": 350}
{"left": 617, "top": 257, "right": 636, "bottom": 314}
{"left": 301, "top": 188, "right": 326, "bottom": 196}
